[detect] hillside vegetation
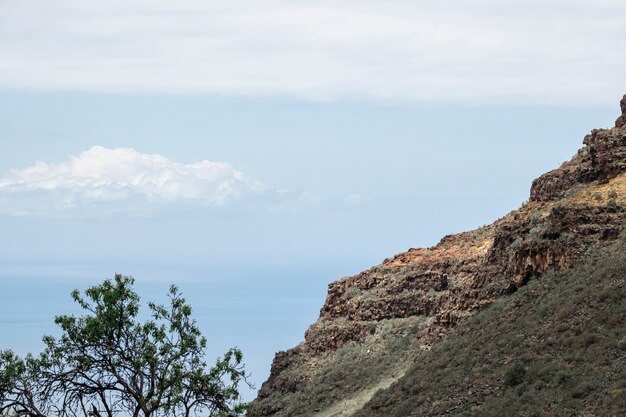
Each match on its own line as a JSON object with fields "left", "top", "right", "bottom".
{"left": 356, "top": 233, "right": 626, "bottom": 417}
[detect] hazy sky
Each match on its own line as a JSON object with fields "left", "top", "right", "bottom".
{"left": 1, "top": 0, "right": 624, "bottom": 399}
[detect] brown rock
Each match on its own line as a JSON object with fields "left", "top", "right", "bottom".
{"left": 530, "top": 124, "right": 626, "bottom": 202}
{"left": 615, "top": 94, "right": 626, "bottom": 128}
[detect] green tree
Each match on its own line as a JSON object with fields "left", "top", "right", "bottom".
{"left": 0, "top": 274, "right": 249, "bottom": 417}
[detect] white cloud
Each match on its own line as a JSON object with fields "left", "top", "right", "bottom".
{"left": 0, "top": 146, "right": 276, "bottom": 217}
{"left": 0, "top": 0, "right": 625, "bottom": 105}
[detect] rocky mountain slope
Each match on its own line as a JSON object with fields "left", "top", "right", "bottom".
{"left": 250, "top": 96, "right": 626, "bottom": 417}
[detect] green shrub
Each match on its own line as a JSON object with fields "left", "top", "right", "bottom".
{"left": 344, "top": 287, "right": 361, "bottom": 299}
{"left": 505, "top": 363, "right": 527, "bottom": 386}
{"left": 553, "top": 370, "right": 573, "bottom": 385}
{"left": 530, "top": 211, "right": 543, "bottom": 224}
{"left": 570, "top": 381, "right": 597, "bottom": 399}
{"left": 511, "top": 237, "right": 523, "bottom": 251}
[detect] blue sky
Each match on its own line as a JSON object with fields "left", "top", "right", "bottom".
{"left": 1, "top": 0, "right": 624, "bottom": 400}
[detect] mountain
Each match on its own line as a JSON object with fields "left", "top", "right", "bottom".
{"left": 250, "top": 95, "right": 626, "bottom": 417}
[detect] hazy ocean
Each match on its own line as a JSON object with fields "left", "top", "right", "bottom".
{"left": 0, "top": 260, "right": 358, "bottom": 400}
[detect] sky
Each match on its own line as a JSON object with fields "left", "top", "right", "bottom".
{"left": 0, "top": 0, "right": 624, "bottom": 401}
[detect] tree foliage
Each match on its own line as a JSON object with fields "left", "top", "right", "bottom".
{"left": 0, "top": 274, "right": 249, "bottom": 417}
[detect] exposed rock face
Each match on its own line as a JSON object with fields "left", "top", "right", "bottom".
{"left": 530, "top": 125, "right": 626, "bottom": 202}
{"left": 251, "top": 96, "right": 626, "bottom": 417}
{"left": 615, "top": 94, "right": 626, "bottom": 128}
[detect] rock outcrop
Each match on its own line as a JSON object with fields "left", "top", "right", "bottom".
{"left": 251, "top": 95, "right": 626, "bottom": 417}
{"left": 615, "top": 94, "right": 626, "bottom": 128}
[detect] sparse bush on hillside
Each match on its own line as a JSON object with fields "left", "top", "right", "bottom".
{"left": 504, "top": 363, "right": 526, "bottom": 386}
{"left": 344, "top": 287, "right": 361, "bottom": 299}
{"left": 558, "top": 232, "right": 574, "bottom": 244}
{"left": 510, "top": 237, "right": 523, "bottom": 251}
{"left": 528, "top": 225, "right": 545, "bottom": 237}
{"left": 553, "top": 370, "right": 573, "bottom": 386}
{"left": 530, "top": 211, "right": 543, "bottom": 224}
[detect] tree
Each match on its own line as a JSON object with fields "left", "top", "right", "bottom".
{"left": 0, "top": 274, "right": 249, "bottom": 417}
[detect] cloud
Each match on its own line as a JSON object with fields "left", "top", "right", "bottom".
{"left": 0, "top": 146, "right": 278, "bottom": 217}
{"left": 0, "top": 1, "right": 625, "bottom": 105}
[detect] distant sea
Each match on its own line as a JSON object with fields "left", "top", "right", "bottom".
{"left": 0, "top": 260, "right": 364, "bottom": 400}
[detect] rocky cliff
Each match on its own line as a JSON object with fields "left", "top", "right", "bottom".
{"left": 251, "top": 95, "right": 626, "bottom": 417}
